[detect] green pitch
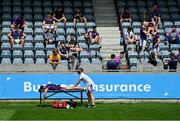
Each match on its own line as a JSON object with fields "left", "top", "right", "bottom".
{"left": 0, "top": 102, "right": 180, "bottom": 120}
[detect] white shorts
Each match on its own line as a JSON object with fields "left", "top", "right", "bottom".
{"left": 86, "top": 84, "right": 94, "bottom": 92}
{"left": 153, "top": 46, "right": 160, "bottom": 53}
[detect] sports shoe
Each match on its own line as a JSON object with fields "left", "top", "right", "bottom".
{"left": 91, "top": 105, "right": 96, "bottom": 108}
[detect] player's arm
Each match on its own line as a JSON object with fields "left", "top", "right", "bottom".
{"left": 74, "top": 79, "right": 81, "bottom": 87}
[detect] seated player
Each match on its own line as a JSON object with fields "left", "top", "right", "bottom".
{"left": 89, "top": 26, "right": 102, "bottom": 44}
{"left": 8, "top": 25, "right": 26, "bottom": 48}
{"left": 66, "top": 34, "right": 83, "bottom": 53}
{"left": 42, "top": 12, "right": 57, "bottom": 32}
{"left": 53, "top": 5, "right": 67, "bottom": 24}
{"left": 40, "top": 84, "right": 85, "bottom": 101}
{"left": 74, "top": 8, "right": 87, "bottom": 26}
{"left": 49, "top": 48, "right": 61, "bottom": 70}
{"left": 11, "top": 14, "right": 27, "bottom": 31}
{"left": 120, "top": 7, "right": 132, "bottom": 23}
{"left": 125, "top": 26, "right": 137, "bottom": 44}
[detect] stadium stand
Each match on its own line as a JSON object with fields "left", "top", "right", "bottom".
{"left": 0, "top": 0, "right": 179, "bottom": 72}
{"left": 0, "top": 0, "right": 102, "bottom": 68}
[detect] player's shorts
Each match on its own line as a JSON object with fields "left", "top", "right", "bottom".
{"left": 86, "top": 84, "right": 94, "bottom": 92}
{"left": 153, "top": 46, "right": 160, "bottom": 53}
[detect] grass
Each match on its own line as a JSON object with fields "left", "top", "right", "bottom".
{"left": 0, "top": 101, "right": 180, "bottom": 120}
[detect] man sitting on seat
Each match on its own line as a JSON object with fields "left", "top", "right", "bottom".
{"left": 49, "top": 48, "right": 61, "bottom": 70}
{"left": 11, "top": 14, "right": 27, "bottom": 31}
{"left": 8, "top": 25, "right": 26, "bottom": 48}
{"left": 89, "top": 26, "right": 102, "bottom": 44}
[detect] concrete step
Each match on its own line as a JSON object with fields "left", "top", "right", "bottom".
{"left": 96, "top": 24, "right": 119, "bottom": 27}
{"left": 96, "top": 21, "right": 118, "bottom": 24}
{"left": 101, "top": 38, "right": 120, "bottom": 44}
{"left": 97, "top": 27, "right": 120, "bottom": 31}
{"left": 95, "top": 10, "right": 117, "bottom": 14}
{"left": 95, "top": 16, "right": 117, "bottom": 19}
{"left": 94, "top": 7, "right": 115, "bottom": 11}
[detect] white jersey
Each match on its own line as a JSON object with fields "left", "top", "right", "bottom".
{"left": 79, "top": 73, "right": 94, "bottom": 86}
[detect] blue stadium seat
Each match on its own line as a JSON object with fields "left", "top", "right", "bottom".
{"left": 34, "top": 35, "right": 44, "bottom": 43}
{"left": 1, "top": 58, "right": 11, "bottom": 64}
{"left": 26, "top": 22, "right": 33, "bottom": 28}
{"left": 24, "top": 14, "right": 33, "bottom": 21}
{"left": 84, "top": 8, "right": 94, "bottom": 14}
{"left": 12, "top": 44, "right": 22, "bottom": 50}
{"left": 80, "top": 51, "right": 90, "bottom": 58}
{"left": 24, "top": 43, "right": 33, "bottom": 50}
{"left": 2, "top": 21, "right": 11, "bottom": 28}
{"left": 24, "top": 50, "right": 34, "bottom": 58}
{"left": 129, "top": 58, "right": 138, "bottom": 66}
{"left": 13, "top": 50, "right": 23, "bottom": 58}
{"left": 83, "top": 1, "right": 93, "bottom": 8}
{"left": 2, "top": 0, "right": 11, "bottom": 6}
{"left": 23, "top": 0, "right": 32, "bottom": 7}
{"left": 43, "top": 7, "right": 53, "bottom": 15}
{"left": 34, "top": 43, "right": 45, "bottom": 50}
{"left": 139, "top": 52, "right": 149, "bottom": 58}
{"left": 25, "top": 35, "right": 33, "bottom": 43}
{"left": 43, "top": 1, "right": 52, "bottom": 7}
{"left": 56, "top": 35, "right": 66, "bottom": 43}
{"left": 174, "top": 21, "right": 180, "bottom": 27}
{"left": 57, "top": 22, "right": 65, "bottom": 28}
{"left": 1, "top": 35, "right": 9, "bottom": 43}
{"left": 91, "top": 58, "right": 102, "bottom": 64}
{"left": 79, "top": 43, "right": 88, "bottom": 50}
{"left": 2, "top": 6, "right": 11, "bottom": 13}
{"left": 161, "top": 50, "right": 170, "bottom": 58}
{"left": 33, "top": 8, "right": 43, "bottom": 14}
{"left": 81, "top": 58, "right": 90, "bottom": 64}
{"left": 121, "top": 22, "right": 131, "bottom": 28}
{"left": 35, "top": 50, "right": 46, "bottom": 59}
{"left": 128, "top": 51, "right": 138, "bottom": 58}
{"left": 34, "top": 28, "right": 44, "bottom": 35}
{"left": 89, "top": 44, "right": 100, "bottom": 51}
{"left": 64, "top": 7, "right": 74, "bottom": 14}
{"left": 76, "top": 23, "right": 86, "bottom": 29}
{"left": 1, "top": 43, "right": 11, "bottom": 50}
{"left": 89, "top": 50, "right": 96, "bottom": 58}
{"left": 34, "top": 14, "right": 43, "bottom": 21}
{"left": 13, "top": 6, "right": 22, "bottom": 13}
{"left": 132, "top": 22, "right": 141, "bottom": 28}
{"left": 33, "top": 1, "right": 42, "bottom": 7}
{"left": 63, "top": 1, "right": 72, "bottom": 7}
{"left": 24, "top": 58, "right": 34, "bottom": 64}
{"left": 87, "top": 22, "right": 96, "bottom": 29}
{"left": 77, "top": 28, "right": 86, "bottom": 35}
{"left": 53, "top": 1, "right": 62, "bottom": 8}
{"left": 56, "top": 28, "right": 65, "bottom": 36}
{"left": 159, "top": 43, "right": 169, "bottom": 51}
{"left": 163, "top": 21, "right": 174, "bottom": 28}
{"left": 13, "top": 58, "right": 23, "bottom": 64}
{"left": 2, "top": 13, "right": 11, "bottom": 21}
{"left": 36, "top": 58, "right": 46, "bottom": 64}
{"left": 133, "top": 28, "right": 140, "bottom": 35}
{"left": 170, "top": 44, "right": 180, "bottom": 50}
{"left": 24, "top": 28, "right": 33, "bottom": 35}
{"left": 73, "top": 1, "right": 82, "bottom": 8}
{"left": 34, "top": 22, "right": 43, "bottom": 28}
{"left": 1, "top": 50, "right": 11, "bottom": 58}
{"left": 77, "top": 36, "right": 86, "bottom": 43}
{"left": 46, "top": 44, "right": 56, "bottom": 51}
{"left": 66, "top": 28, "right": 75, "bottom": 36}
{"left": 2, "top": 28, "right": 11, "bottom": 35}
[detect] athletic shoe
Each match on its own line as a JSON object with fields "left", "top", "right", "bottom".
{"left": 91, "top": 105, "right": 96, "bottom": 108}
